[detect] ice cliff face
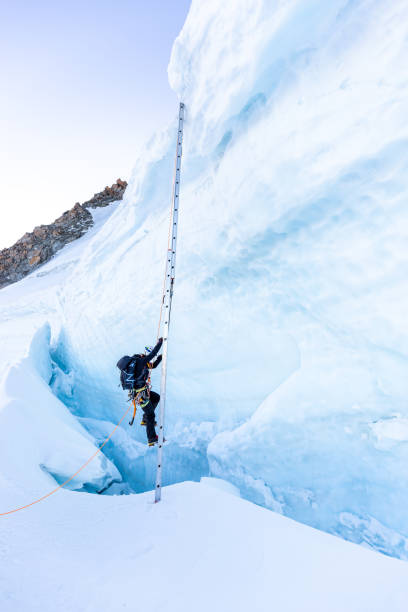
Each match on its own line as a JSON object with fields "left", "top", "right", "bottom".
{"left": 1, "top": 0, "right": 408, "bottom": 558}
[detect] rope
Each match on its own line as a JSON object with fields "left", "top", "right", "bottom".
{"left": 2, "top": 110, "right": 183, "bottom": 517}
{"left": 0, "top": 403, "right": 132, "bottom": 516}
{"left": 3, "top": 206, "right": 171, "bottom": 515}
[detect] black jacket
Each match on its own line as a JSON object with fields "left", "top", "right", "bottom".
{"left": 132, "top": 338, "right": 163, "bottom": 387}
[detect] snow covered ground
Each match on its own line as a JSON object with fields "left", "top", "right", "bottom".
{"left": 2, "top": 480, "right": 408, "bottom": 612}
{"left": 1, "top": 2, "right": 408, "bottom": 605}
{"left": 0, "top": 205, "right": 125, "bottom": 497}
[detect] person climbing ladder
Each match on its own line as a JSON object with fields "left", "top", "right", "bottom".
{"left": 116, "top": 337, "right": 163, "bottom": 445}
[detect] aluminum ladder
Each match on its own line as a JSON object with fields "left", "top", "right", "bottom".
{"left": 155, "top": 102, "right": 185, "bottom": 503}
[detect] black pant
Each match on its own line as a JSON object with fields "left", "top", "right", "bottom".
{"left": 143, "top": 391, "right": 160, "bottom": 442}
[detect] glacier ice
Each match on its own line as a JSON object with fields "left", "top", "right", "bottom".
{"left": 0, "top": 325, "right": 123, "bottom": 499}
{"left": 1, "top": 0, "right": 408, "bottom": 560}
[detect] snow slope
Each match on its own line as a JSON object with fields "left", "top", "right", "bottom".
{"left": 1, "top": 0, "right": 408, "bottom": 565}
{"left": 0, "top": 205, "right": 125, "bottom": 495}
{"left": 1, "top": 480, "right": 408, "bottom": 612}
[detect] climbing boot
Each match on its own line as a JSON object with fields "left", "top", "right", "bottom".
{"left": 147, "top": 435, "right": 166, "bottom": 447}
{"left": 148, "top": 435, "right": 158, "bottom": 447}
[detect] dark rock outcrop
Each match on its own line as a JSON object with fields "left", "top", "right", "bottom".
{"left": 0, "top": 179, "right": 127, "bottom": 289}
{"left": 82, "top": 178, "right": 128, "bottom": 209}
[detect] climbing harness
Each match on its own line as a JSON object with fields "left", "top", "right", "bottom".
{"left": 128, "top": 382, "right": 150, "bottom": 426}
{"left": 127, "top": 356, "right": 156, "bottom": 425}
{"left": 155, "top": 101, "right": 185, "bottom": 503}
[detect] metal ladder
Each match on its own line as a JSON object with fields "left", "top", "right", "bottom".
{"left": 155, "top": 102, "right": 185, "bottom": 503}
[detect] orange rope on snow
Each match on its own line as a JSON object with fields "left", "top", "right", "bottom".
{"left": 0, "top": 403, "right": 132, "bottom": 516}
{"left": 2, "top": 112, "right": 183, "bottom": 517}
{"left": 3, "top": 179, "right": 174, "bottom": 516}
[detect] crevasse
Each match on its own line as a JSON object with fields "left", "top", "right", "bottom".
{"left": 1, "top": 0, "right": 408, "bottom": 560}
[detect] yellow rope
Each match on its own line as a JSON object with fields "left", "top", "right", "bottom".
{"left": 0, "top": 403, "right": 132, "bottom": 516}
{"left": 1, "top": 118, "right": 179, "bottom": 517}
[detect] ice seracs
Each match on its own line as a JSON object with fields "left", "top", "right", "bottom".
{"left": 1, "top": 0, "right": 408, "bottom": 561}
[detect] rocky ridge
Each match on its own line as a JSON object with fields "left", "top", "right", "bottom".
{"left": 0, "top": 179, "right": 127, "bottom": 289}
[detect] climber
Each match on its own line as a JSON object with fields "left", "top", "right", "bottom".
{"left": 117, "top": 337, "right": 163, "bottom": 445}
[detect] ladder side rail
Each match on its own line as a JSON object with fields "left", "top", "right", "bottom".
{"left": 155, "top": 102, "right": 185, "bottom": 503}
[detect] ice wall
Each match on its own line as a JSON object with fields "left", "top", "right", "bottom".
{"left": 42, "top": 0, "right": 408, "bottom": 556}
{"left": 0, "top": 325, "right": 122, "bottom": 505}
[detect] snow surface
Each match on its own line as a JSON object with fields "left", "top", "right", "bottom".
{"left": 1, "top": 0, "right": 408, "bottom": 582}
{"left": 2, "top": 481, "right": 408, "bottom": 612}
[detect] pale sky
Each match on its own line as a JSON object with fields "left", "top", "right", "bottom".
{"left": 0, "top": 0, "right": 191, "bottom": 248}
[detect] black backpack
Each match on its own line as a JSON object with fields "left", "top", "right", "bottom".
{"left": 117, "top": 355, "right": 139, "bottom": 390}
